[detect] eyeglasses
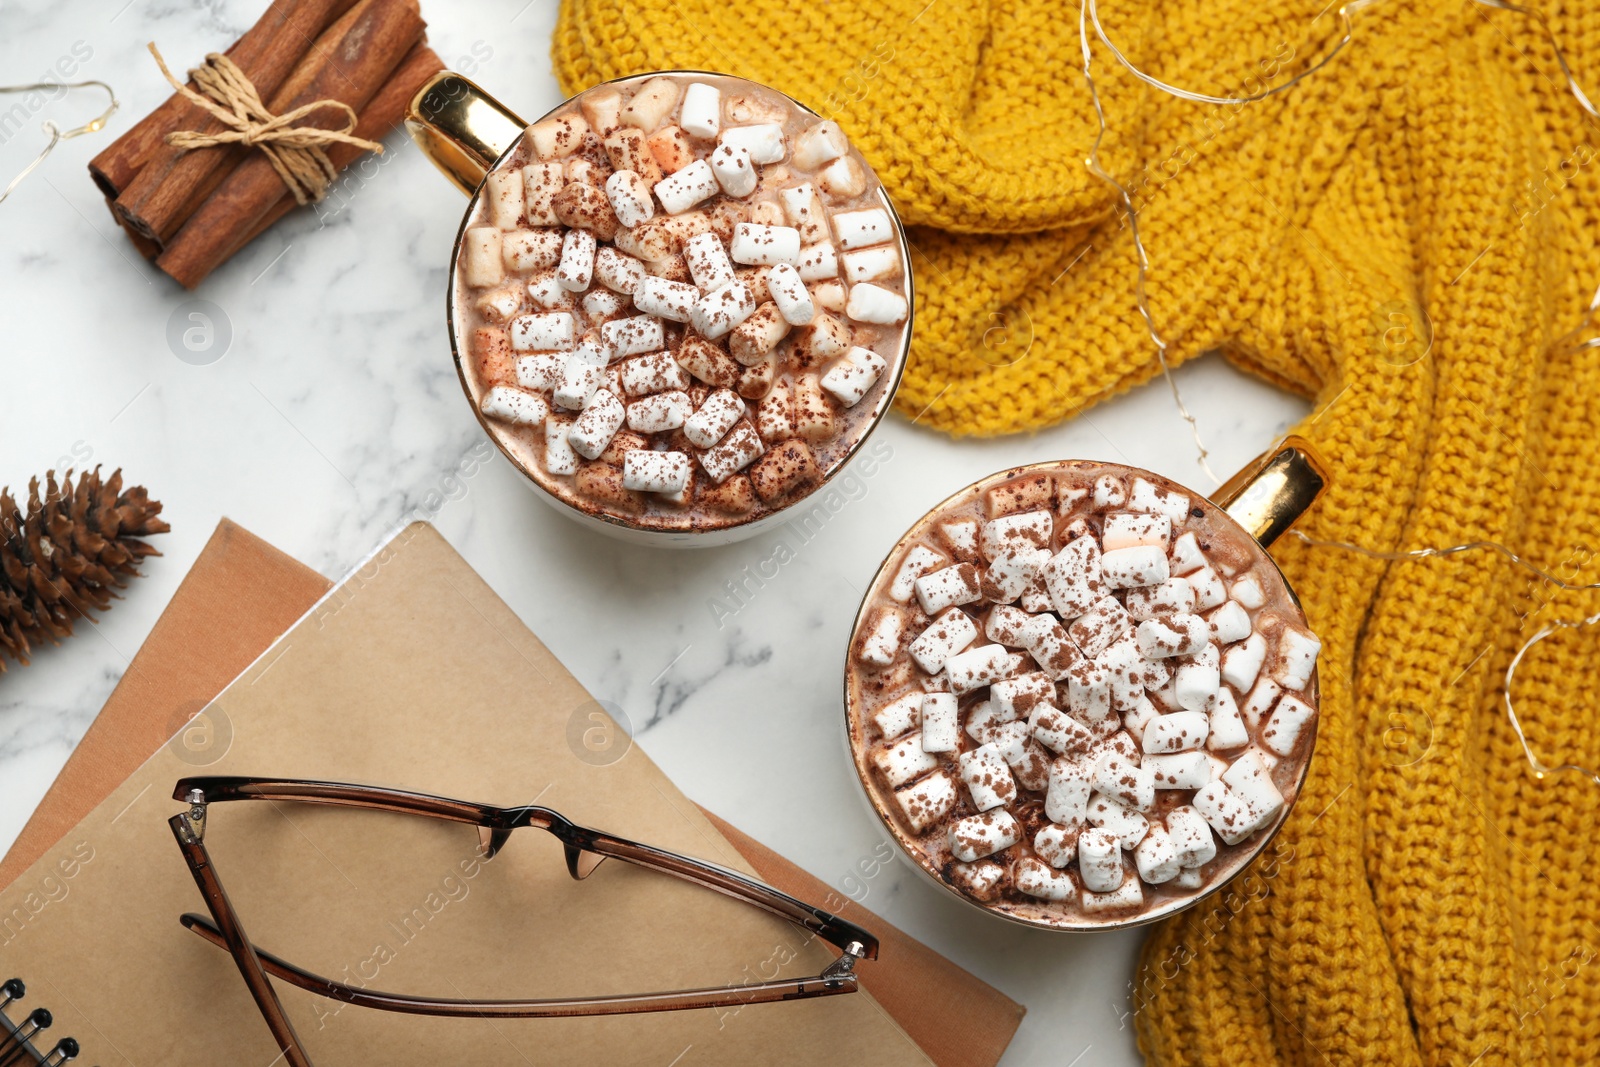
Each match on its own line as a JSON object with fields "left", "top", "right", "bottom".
{"left": 169, "top": 777, "right": 876, "bottom": 1067}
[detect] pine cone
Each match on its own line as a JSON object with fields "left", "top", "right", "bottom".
{"left": 0, "top": 467, "right": 169, "bottom": 673}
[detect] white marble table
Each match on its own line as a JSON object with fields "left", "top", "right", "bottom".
{"left": 0, "top": 2, "right": 1307, "bottom": 1062}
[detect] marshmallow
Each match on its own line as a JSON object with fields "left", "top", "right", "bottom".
{"left": 1101, "top": 545, "right": 1171, "bottom": 589}
{"left": 1030, "top": 705, "right": 1095, "bottom": 757}
{"left": 567, "top": 390, "right": 626, "bottom": 460}
{"left": 1261, "top": 693, "right": 1316, "bottom": 756}
{"left": 1077, "top": 827, "right": 1124, "bottom": 891}
{"left": 1231, "top": 575, "right": 1267, "bottom": 609}
{"left": 980, "top": 511, "right": 1053, "bottom": 559}
{"left": 1066, "top": 659, "right": 1112, "bottom": 721}
{"left": 684, "top": 389, "right": 746, "bottom": 448}
{"left": 1128, "top": 477, "right": 1191, "bottom": 523}
{"left": 1216, "top": 633, "right": 1267, "bottom": 694}
{"left": 1097, "top": 635, "right": 1147, "bottom": 710}
{"left": 483, "top": 167, "right": 523, "bottom": 229}
{"left": 1164, "top": 806, "right": 1218, "bottom": 869}
{"left": 631, "top": 275, "right": 700, "bottom": 323}
{"left": 937, "top": 521, "right": 980, "bottom": 563}
{"left": 874, "top": 732, "right": 938, "bottom": 789}
{"left": 1081, "top": 875, "right": 1144, "bottom": 913}
{"left": 654, "top": 159, "right": 719, "bottom": 214}
{"left": 817, "top": 154, "right": 867, "bottom": 197}
{"left": 480, "top": 386, "right": 548, "bottom": 426}
{"left": 1046, "top": 757, "right": 1093, "bottom": 825}
{"left": 617, "top": 351, "right": 690, "bottom": 396}
{"left": 1122, "top": 692, "right": 1160, "bottom": 739}
{"left": 1034, "top": 823, "right": 1080, "bottom": 868}
{"left": 890, "top": 544, "right": 946, "bottom": 602}
{"left": 992, "top": 672, "right": 1055, "bottom": 718}
{"left": 649, "top": 125, "right": 696, "bottom": 173}
{"left": 765, "top": 263, "right": 816, "bottom": 325}
{"left": 815, "top": 348, "right": 883, "bottom": 410}
{"left": 1087, "top": 791, "right": 1150, "bottom": 849}
{"left": 718, "top": 122, "right": 785, "bottom": 163}
{"left": 544, "top": 414, "right": 578, "bottom": 475}
{"left": 1043, "top": 535, "right": 1106, "bottom": 619}
{"left": 985, "top": 604, "right": 1034, "bottom": 646}
{"left": 797, "top": 241, "right": 839, "bottom": 282}
{"left": 1208, "top": 601, "right": 1253, "bottom": 645}
{"left": 730, "top": 223, "right": 801, "bottom": 267}
{"left": 476, "top": 285, "right": 523, "bottom": 324}
{"left": 983, "top": 544, "right": 1051, "bottom": 603}
{"left": 833, "top": 208, "right": 894, "bottom": 251}
{"left": 515, "top": 352, "right": 565, "bottom": 391}
{"left": 1018, "top": 614, "right": 1080, "bottom": 680}
{"left": 619, "top": 76, "right": 680, "bottom": 130}
{"left": 1143, "top": 710, "right": 1209, "bottom": 754}
{"left": 1133, "top": 826, "right": 1181, "bottom": 884}
{"left": 1014, "top": 857, "right": 1075, "bottom": 901}
{"left": 510, "top": 312, "right": 576, "bottom": 352}
{"left": 503, "top": 226, "right": 564, "bottom": 271}
{"left": 1168, "top": 531, "right": 1206, "bottom": 576}
{"left": 1069, "top": 596, "right": 1134, "bottom": 658}
{"left": 1144, "top": 750, "right": 1215, "bottom": 790}
{"left": 1102, "top": 512, "right": 1172, "bottom": 552}
{"left": 950, "top": 860, "right": 1006, "bottom": 900}
{"left": 895, "top": 772, "right": 958, "bottom": 834}
{"left": 691, "top": 281, "right": 758, "bottom": 340}
{"left": 999, "top": 726, "right": 1052, "bottom": 791}
{"left": 872, "top": 692, "right": 922, "bottom": 739}
{"left": 1136, "top": 613, "right": 1209, "bottom": 658}
{"left": 682, "top": 232, "right": 736, "bottom": 292}
{"left": 1091, "top": 754, "right": 1156, "bottom": 812}
{"left": 1093, "top": 475, "right": 1127, "bottom": 509}
{"left": 706, "top": 141, "right": 756, "bottom": 197}
{"left": 908, "top": 607, "right": 979, "bottom": 674}
{"left": 583, "top": 287, "right": 629, "bottom": 321}
{"left": 520, "top": 164, "right": 564, "bottom": 226}
{"left": 779, "top": 183, "right": 828, "bottom": 244}
{"left": 678, "top": 82, "right": 721, "bottom": 139}
{"left": 846, "top": 282, "right": 908, "bottom": 325}
{"left": 463, "top": 227, "right": 505, "bottom": 287}
{"left": 946, "top": 643, "right": 1023, "bottom": 695}
{"left": 948, "top": 811, "right": 1022, "bottom": 863}
{"left": 857, "top": 608, "right": 905, "bottom": 668}
{"left": 622, "top": 450, "right": 691, "bottom": 494}
{"left": 526, "top": 114, "right": 588, "bottom": 159}
{"left": 1241, "top": 677, "right": 1282, "bottom": 730}
{"left": 591, "top": 246, "right": 644, "bottom": 295}
{"left": 1174, "top": 867, "right": 1203, "bottom": 890}
{"left": 964, "top": 699, "right": 1014, "bottom": 744}
{"left": 604, "top": 169, "right": 655, "bottom": 229}
{"left": 1275, "top": 628, "right": 1322, "bottom": 690}
{"left": 1186, "top": 566, "right": 1228, "bottom": 610}
{"left": 697, "top": 423, "right": 763, "bottom": 482}
{"left": 921, "top": 693, "right": 960, "bottom": 752}
{"left": 625, "top": 390, "right": 692, "bottom": 433}
{"left": 1207, "top": 686, "right": 1250, "bottom": 750}
{"left": 728, "top": 303, "right": 791, "bottom": 365}
{"left": 526, "top": 270, "right": 577, "bottom": 311}
{"left": 792, "top": 120, "right": 848, "bottom": 170}
{"left": 1175, "top": 642, "right": 1221, "bottom": 712}
{"left": 842, "top": 245, "right": 901, "bottom": 284}
{"left": 1220, "top": 749, "right": 1285, "bottom": 831}
{"left": 958, "top": 744, "right": 1017, "bottom": 812}
{"left": 601, "top": 314, "right": 666, "bottom": 358}
{"left": 915, "top": 563, "right": 984, "bottom": 615}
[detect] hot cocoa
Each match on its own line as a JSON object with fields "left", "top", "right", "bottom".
{"left": 845, "top": 461, "right": 1321, "bottom": 926}
{"left": 452, "top": 73, "right": 909, "bottom": 533}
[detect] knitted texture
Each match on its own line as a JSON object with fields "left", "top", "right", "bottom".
{"left": 554, "top": 2, "right": 1600, "bottom": 1064}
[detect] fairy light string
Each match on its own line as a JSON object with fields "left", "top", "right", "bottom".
{"left": 1076, "top": 0, "right": 1600, "bottom": 785}
{"left": 0, "top": 79, "right": 118, "bottom": 207}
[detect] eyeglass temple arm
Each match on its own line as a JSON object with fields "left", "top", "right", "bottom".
{"left": 179, "top": 912, "right": 861, "bottom": 1018}
{"left": 169, "top": 812, "right": 314, "bottom": 1067}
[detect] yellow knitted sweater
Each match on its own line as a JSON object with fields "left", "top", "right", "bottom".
{"left": 555, "top": 2, "right": 1600, "bottom": 1063}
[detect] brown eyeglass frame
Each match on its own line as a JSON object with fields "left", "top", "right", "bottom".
{"left": 168, "top": 777, "right": 877, "bottom": 1067}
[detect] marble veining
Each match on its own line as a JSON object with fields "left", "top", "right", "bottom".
{"left": 0, "top": 2, "right": 1311, "bottom": 1063}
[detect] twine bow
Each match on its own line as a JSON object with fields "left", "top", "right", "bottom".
{"left": 148, "top": 42, "right": 383, "bottom": 206}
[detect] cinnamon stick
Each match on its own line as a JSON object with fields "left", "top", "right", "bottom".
{"left": 106, "top": 0, "right": 366, "bottom": 243}
{"left": 155, "top": 0, "right": 424, "bottom": 288}
{"left": 215, "top": 43, "right": 445, "bottom": 274}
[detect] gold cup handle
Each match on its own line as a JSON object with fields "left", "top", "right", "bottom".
{"left": 405, "top": 72, "right": 528, "bottom": 196}
{"left": 1210, "top": 436, "right": 1330, "bottom": 548}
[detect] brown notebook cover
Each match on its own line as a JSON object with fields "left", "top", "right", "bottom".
{"left": 1, "top": 519, "right": 1022, "bottom": 1066}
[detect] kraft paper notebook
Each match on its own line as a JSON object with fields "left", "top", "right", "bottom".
{"left": 0, "top": 523, "right": 945, "bottom": 1065}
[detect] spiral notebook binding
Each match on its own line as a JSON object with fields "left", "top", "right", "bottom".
{"left": 0, "top": 979, "right": 88, "bottom": 1066}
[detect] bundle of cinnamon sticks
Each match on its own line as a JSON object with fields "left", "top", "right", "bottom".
{"left": 91, "top": 0, "right": 443, "bottom": 288}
